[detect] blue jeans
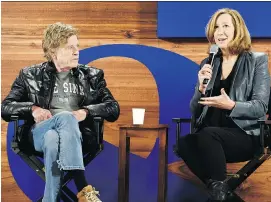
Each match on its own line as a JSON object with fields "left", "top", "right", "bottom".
{"left": 31, "top": 111, "right": 84, "bottom": 202}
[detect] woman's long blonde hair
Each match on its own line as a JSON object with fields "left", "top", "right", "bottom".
{"left": 205, "top": 8, "right": 251, "bottom": 54}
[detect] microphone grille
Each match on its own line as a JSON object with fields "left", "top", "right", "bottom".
{"left": 210, "top": 44, "right": 219, "bottom": 54}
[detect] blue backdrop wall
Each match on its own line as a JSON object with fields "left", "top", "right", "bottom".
{"left": 158, "top": 2, "right": 271, "bottom": 38}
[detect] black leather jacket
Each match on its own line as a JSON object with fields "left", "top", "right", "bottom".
{"left": 1, "top": 61, "right": 120, "bottom": 136}
{"left": 190, "top": 51, "right": 270, "bottom": 136}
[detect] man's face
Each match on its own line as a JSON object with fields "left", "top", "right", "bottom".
{"left": 53, "top": 35, "right": 79, "bottom": 71}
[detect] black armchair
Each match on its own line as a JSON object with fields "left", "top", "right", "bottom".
{"left": 10, "top": 115, "right": 104, "bottom": 202}
{"left": 172, "top": 117, "right": 271, "bottom": 201}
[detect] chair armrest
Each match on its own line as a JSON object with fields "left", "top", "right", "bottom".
{"left": 10, "top": 115, "right": 20, "bottom": 153}
{"left": 172, "top": 118, "right": 192, "bottom": 157}
{"left": 93, "top": 117, "right": 104, "bottom": 145}
{"left": 172, "top": 118, "right": 192, "bottom": 123}
{"left": 258, "top": 119, "right": 271, "bottom": 154}
{"left": 258, "top": 120, "right": 271, "bottom": 125}
{"left": 10, "top": 115, "right": 19, "bottom": 136}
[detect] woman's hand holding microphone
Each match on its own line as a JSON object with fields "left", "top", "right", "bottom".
{"left": 198, "top": 64, "right": 213, "bottom": 95}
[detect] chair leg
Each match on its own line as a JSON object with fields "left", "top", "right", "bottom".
{"left": 227, "top": 155, "right": 269, "bottom": 191}
{"left": 37, "top": 197, "right": 43, "bottom": 202}
{"left": 60, "top": 190, "right": 75, "bottom": 202}
{"left": 61, "top": 186, "right": 78, "bottom": 201}
{"left": 18, "top": 152, "right": 46, "bottom": 180}
{"left": 229, "top": 192, "right": 245, "bottom": 202}
{"left": 35, "top": 187, "right": 76, "bottom": 202}
{"left": 62, "top": 171, "right": 74, "bottom": 187}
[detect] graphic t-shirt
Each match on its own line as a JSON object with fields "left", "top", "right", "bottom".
{"left": 49, "top": 71, "right": 84, "bottom": 115}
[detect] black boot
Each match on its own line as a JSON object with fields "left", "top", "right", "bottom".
{"left": 206, "top": 179, "right": 230, "bottom": 201}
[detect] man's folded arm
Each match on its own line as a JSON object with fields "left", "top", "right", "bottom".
{"left": 82, "top": 70, "right": 120, "bottom": 122}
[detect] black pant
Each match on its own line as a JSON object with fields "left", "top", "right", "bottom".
{"left": 178, "top": 127, "right": 260, "bottom": 182}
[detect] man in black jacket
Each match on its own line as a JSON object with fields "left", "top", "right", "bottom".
{"left": 1, "top": 22, "right": 120, "bottom": 202}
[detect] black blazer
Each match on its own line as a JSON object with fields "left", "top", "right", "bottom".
{"left": 190, "top": 51, "right": 270, "bottom": 136}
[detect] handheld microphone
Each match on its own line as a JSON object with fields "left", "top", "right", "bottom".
{"left": 203, "top": 44, "right": 219, "bottom": 84}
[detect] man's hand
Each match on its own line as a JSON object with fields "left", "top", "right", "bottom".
{"left": 198, "top": 88, "right": 236, "bottom": 110}
{"left": 72, "top": 109, "right": 88, "bottom": 122}
{"left": 32, "top": 106, "right": 52, "bottom": 123}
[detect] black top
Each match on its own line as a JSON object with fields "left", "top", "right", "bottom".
{"left": 204, "top": 61, "right": 238, "bottom": 128}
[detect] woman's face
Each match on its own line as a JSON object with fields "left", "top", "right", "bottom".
{"left": 214, "top": 13, "right": 235, "bottom": 51}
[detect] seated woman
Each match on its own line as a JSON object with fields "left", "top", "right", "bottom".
{"left": 178, "top": 8, "right": 270, "bottom": 201}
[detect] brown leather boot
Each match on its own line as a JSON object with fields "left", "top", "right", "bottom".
{"left": 77, "top": 185, "right": 102, "bottom": 202}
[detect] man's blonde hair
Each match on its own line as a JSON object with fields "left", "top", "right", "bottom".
{"left": 205, "top": 8, "right": 251, "bottom": 55}
{"left": 42, "top": 22, "right": 78, "bottom": 61}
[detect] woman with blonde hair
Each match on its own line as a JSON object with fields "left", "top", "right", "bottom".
{"left": 178, "top": 8, "right": 270, "bottom": 201}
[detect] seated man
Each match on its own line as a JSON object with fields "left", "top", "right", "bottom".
{"left": 1, "top": 22, "right": 120, "bottom": 202}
